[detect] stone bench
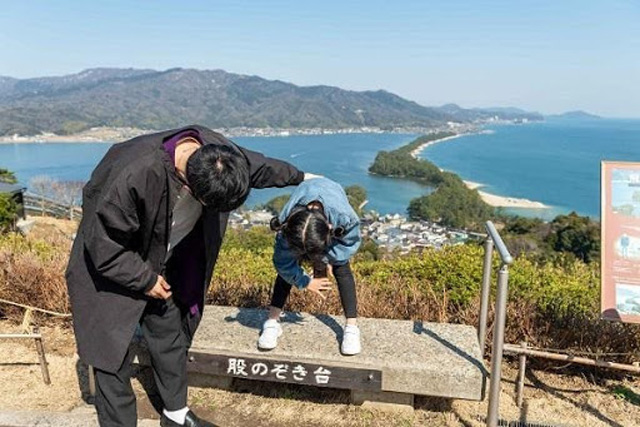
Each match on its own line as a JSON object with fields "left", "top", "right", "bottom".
{"left": 161, "top": 305, "right": 487, "bottom": 411}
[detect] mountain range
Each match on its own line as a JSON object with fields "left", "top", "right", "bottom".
{"left": 546, "top": 110, "right": 601, "bottom": 120}
{"left": 0, "top": 67, "right": 544, "bottom": 136}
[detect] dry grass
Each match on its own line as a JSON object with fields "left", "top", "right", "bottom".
{"left": 4, "top": 218, "right": 640, "bottom": 426}
{"left": 0, "top": 222, "right": 71, "bottom": 319}
{"left": 2, "top": 217, "right": 640, "bottom": 366}
{"left": 2, "top": 323, "right": 640, "bottom": 426}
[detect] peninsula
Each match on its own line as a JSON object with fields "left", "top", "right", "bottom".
{"left": 402, "top": 133, "right": 549, "bottom": 209}
{"left": 368, "top": 133, "right": 548, "bottom": 228}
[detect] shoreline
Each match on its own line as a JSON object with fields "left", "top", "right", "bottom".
{"left": 0, "top": 125, "right": 437, "bottom": 144}
{"left": 2, "top": 125, "right": 550, "bottom": 210}
{"left": 410, "top": 133, "right": 468, "bottom": 158}
{"left": 411, "top": 133, "right": 550, "bottom": 210}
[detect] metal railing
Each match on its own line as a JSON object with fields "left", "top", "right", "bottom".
{"left": 0, "top": 298, "right": 71, "bottom": 384}
{"left": 478, "top": 220, "right": 513, "bottom": 427}
{"left": 23, "top": 192, "right": 82, "bottom": 220}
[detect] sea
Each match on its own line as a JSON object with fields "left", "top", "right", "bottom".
{"left": 1, "top": 118, "right": 639, "bottom": 219}
{"left": 420, "top": 118, "right": 640, "bottom": 219}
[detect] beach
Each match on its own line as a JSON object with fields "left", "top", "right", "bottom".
{"left": 411, "top": 134, "right": 550, "bottom": 210}
{"left": 409, "top": 133, "right": 466, "bottom": 158}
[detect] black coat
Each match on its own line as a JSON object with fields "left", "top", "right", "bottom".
{"left": 65, "top": 125, "right": 304, "bottom": 373}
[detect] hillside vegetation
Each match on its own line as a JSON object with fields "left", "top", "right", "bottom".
{"left": 369, "top": 134, "right": 495, "bottom": 228}
{"left": 0, "top": 68, "right": 542, "bottom": 136}
{"left": 0, "top": 224, "right": 634, "bottom": 363}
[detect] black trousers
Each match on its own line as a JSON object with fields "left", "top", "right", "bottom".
{"left": 94, "top": 297, "right": 193, "bottom": 427}
{"left": 271, "top": 262, "right": 358, "bottom": 318}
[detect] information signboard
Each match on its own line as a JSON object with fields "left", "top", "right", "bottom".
{"left": 601, "top": 161, "right": 640, "bottom": 323}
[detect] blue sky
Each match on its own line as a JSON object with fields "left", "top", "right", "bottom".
{"left": 1, "top": 0, "right": 639, "bottom": 117}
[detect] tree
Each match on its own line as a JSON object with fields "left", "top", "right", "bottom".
{"left": 355, "top": 236, "right": 382, "bottom": 261}
{"left": 0, "top": 193, "right": 17, "bottom": 233}
{"left": 368, "top": 133, "right": 453, "bottom": 186}
{"left": 260, "top": 194, "right": 291, "bottom": 215}
{"left": 547, "top": 212, "right": 600, "bottom": 263}
{"left": 0, "top": 168, "right": 19, "bottom": 231}
{"left": 28, "top": 176, "right": 85, "bottom": 219}
{"left": 0, "top": 168, "right": 17, "bottom": 184}
{"left": 345, "top": 185, "right": 367, "bottom": 216}
{"left": 29, "top": 175, "right": 56, "bottom": 216}
{"left": 408, "top": 176, "right": 494, "bottom": 229}
{"left": 52, "top": 180, "right": 84, "bottom": 220}
{"left": 504, "top": 216, "right": 545, "bottom": 235}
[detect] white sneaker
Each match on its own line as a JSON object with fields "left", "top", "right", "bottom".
{"left": 258, "top": 319, "right": 282, "bottom": 350}
{"left": 341, "top": 324, "right": 361, "bottom": 355}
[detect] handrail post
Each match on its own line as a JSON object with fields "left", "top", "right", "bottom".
{"left": 478, "top": 237, "right": 494, "bottom": 352}
{"left": 487, "top": 264, "right": 509, "bottom": 427}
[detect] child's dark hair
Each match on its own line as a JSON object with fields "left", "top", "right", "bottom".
{"left": 186, "top": 144, "right": 250, "bottom": 211}
{"left": 272, "top": 207, "right": 331, "bottom": 262}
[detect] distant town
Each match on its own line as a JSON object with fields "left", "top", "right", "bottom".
{"left": 0, "top": 117, "right": 532, "bottom": 144}
{"left": 229, "top": 209, "right": 481, "bottom": 253}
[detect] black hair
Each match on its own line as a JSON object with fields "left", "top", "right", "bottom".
{"left": 270, "top": 205, "right": 348, "bottom": 261}
{"left": 186, "top": 144, "right": 250, "bottom": 211}
{"left": 279, "top": 207, "right": 331, "bottom": 262}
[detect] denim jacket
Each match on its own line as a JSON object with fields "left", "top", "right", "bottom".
{"left": 273, "top": 177, "right": 362, "bottom": 289}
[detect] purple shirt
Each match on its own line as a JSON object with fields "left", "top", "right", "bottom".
{"left": 163, "top": 130, "right": 204, "bottom": 316}
{"left": 163, "top": 129, "right": 201, "bottom": 165}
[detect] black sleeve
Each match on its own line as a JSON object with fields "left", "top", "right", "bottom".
{"left": 238, "top": 146, "right": 305, "bottom": 189}
{"left": 83, "top": 172, "right": 157, "bottom": 293}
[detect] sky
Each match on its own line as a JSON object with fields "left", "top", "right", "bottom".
{"left": 1, "top": 0, "right": 639, "bottom": 117}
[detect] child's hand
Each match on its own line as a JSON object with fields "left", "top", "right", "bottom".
{"left": 306, "top": 277, "right": 332, "bottom": 300}
{"left": 304, "top": 172, "right": 324, "bottom": 180}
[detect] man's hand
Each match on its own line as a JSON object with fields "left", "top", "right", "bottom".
{"left": 146, "top": 275, "right": 172, "bottom": 299}
{"left": 304, "top": 172, "right": 324, "bottom": 181}
{"left": 306, "top": 277, "right": 332, "bottom": 300}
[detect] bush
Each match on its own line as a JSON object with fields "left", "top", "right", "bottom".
{"left": 345, "top": 185, "right": 367, "bottom": 216}
{"left": 408, "top": 174, "right": 494, "bottom": 229}
{"left": 258, "top": 194, "right": 291, "bottom": 215}
{"left": 549, "top": 212, "right": 601, "bottom": 263}
{"left": 1, "top": 226, "right": 637, "bottom": 363}
{"left": 0, "top": 168, "right": 17, "bottom": 184}
{"left": 0, "top": 193, "right": 18, "bottom": 233}
{"left": 500, "top": 212, "right": 601, "bottom": 263}
{"left": 0, "top": 233, "right": 70, "bottom": 318}
{"left": 209, "top": 231, "right": 640, "bottom": 362}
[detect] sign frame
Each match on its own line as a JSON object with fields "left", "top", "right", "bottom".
{"left": 601, "top": 161, "right": 640, "bottom": 323}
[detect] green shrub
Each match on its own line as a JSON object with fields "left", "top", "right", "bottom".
{"left": 0, "top": 168, "right": 17, "bottom": 184}
{"left": 222, "top": 226, "right": 274, "bottom": 253}
{"left": 0, "top": 193, "right": 18, "bottom": 233}
{"left": 1, "top": 226, "right": 637, "bottom": 363}
{"left": 258, "top": 194, "right": 291, "bottom": 215}
{"left": 210, "top": 233, "right": 638, "bottom": 361}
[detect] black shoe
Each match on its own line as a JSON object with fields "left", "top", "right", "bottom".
{"left": 160, "top": 410, "right": 217, "bottom": 427}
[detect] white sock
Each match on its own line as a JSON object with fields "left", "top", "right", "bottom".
{"left": 163, "top": 407, "right": 189, "bottom": 425}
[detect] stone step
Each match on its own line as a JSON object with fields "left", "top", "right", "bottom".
{"left": 186, "top": 305, "right": 487, "bottom": 401}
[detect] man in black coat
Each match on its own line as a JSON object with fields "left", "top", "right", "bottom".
{"left": 66, "top": 125, "right": 307, "bottom": 427}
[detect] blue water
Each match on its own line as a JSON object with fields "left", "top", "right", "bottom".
{"left": 2, "top": 120, "right": 639, "bottom": 218}
{"left": 421, "top": 119, "right": 640, "bottom": 219}
{"left": 0, "top": 133, "right": 429, "bottom": 214}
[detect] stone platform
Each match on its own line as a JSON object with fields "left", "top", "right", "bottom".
{"left": 179, "top": 305, "right": 487, "bottom": 405}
